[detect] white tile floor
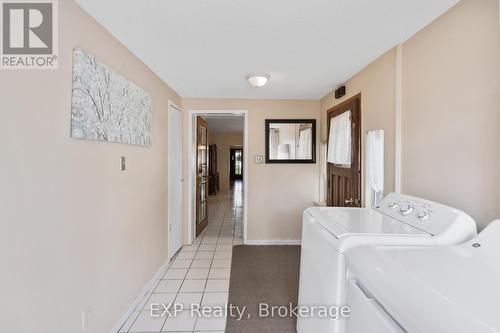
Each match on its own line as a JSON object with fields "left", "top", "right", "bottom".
{"left": 119, "top": 181, "right": 243, "bottom": 333}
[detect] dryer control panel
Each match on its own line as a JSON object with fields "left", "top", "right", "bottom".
{"left": 374, "top": 193, "right": 474, "bottom": 237}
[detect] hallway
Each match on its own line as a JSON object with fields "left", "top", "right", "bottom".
{"left": 118, "top": 181, "right": 244, "bottom": 332}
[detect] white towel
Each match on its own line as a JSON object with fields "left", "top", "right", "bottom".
{"left": 297, "top": 127, "right": 312, "bottom": 159}
{"left": 327, "top": 110, "right": 352, "bottom": 165}
{"left": 366, "top": 129, "right": 384, "bottom": 193}
{"left": 269, "top": 128, "right": 279, "bottom": 159}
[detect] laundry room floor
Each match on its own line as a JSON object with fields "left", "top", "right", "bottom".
{"left": 117, "top": 181, "right": 244, "bottom": 332}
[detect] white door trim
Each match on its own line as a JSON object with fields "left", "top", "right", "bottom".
{"left": 168, "top": 100, "right": 183, "bottom": 260}
{"left": 394, "top": 44, "right": 403, "bottom": 193}
{"left": 187, "top": 109, "right": 248, "bottom": 245}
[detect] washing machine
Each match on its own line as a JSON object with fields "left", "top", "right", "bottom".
{"left": 345, "top": 220, "right": 500, "bottom": 333}
{"left": 297, "top": 193, "right": 477, "bottom": 333}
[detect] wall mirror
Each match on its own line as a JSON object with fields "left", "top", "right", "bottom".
{"left": 265, "top": 119, "right": 316, "bottom": 163}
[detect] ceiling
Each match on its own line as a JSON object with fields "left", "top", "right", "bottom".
{"left": 205, "top": 116, "right": 244, "bottom": 133}
{"left": 74, "top": 0, "right": 459, "bottom": 100}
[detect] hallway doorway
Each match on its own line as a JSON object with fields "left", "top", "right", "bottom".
{"left": 230, "top": 148, "right": 243, "bottom": 181}
{"left": 188, "top": 110, "right": 248, "bottom": 245}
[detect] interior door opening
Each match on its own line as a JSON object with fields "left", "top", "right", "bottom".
{"left": 230, "top": 148, "right": 243, "bottom": 181}
{"left": 188, "top": 111, "right": 248, "bottom": 245}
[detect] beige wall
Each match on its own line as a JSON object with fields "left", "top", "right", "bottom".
{"left": 320, "top": 0, "right": 500, "bottom": 228}
{"left": 320, "top": 48, "right": 397, "bottom": 203}
{"left": 183, "top": 99, "right": 320, "bottom": 241}
{"left": 0, "top": 1, "right": 181, "bottom": 332}
{"left": 208, "top": 132, "right": 244, "bottom": 191}
{"left": 401, "top": 0, "right": 500, "bottom": 229}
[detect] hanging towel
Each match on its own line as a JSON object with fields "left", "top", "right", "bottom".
{"left": 366, "top": 129, "right": 384, "bottom": 193}
{"left": 297, "top": 127, "right": 312, "bottom": 159}
{"left": 269, "top": 128, "right": 279, "bottom": 159}
{"left": 327, "top": 110, "right": 352, "bottom": 165}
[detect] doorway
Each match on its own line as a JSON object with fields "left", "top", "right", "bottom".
{"left": 326, "top": 94, "right": 362, "bottom": 207}
{"left": 230, "top": 148, "right": 243, "bottom": 181}
{"left": 168, "top": 102, "right": 183, "bottom": 259}
{"left": 188, "top": 110, "right": 248, "bottom": 245}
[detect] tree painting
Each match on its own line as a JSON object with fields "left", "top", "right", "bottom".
{"left": 71, "top": 48, "right": 152, "bottom": 146}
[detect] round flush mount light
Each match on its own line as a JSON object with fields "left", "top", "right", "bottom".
{"left": 247, "top": 73, "right": 270, "bottom": 87}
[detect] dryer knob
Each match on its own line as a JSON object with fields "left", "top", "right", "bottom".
{"left": 400, "top": 205, "right": 413, "bottom": 216}
{"left": 417, "top": 212, "right": 429, "bottom": 221}
{"left": 388, "top": 202, "right": 398, "bottom": 209}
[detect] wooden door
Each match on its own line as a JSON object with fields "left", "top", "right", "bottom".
{"left": 208, "top": 145, "right": 218, "bottom": 195}
{"left": 327, "top": 94, "right": 361, "bottom": 207}
{"left": 230, "top": 149, "right": 243, "bottom": 181}
{"left": 196, "top": 117, "right": 209, "bottom": 236}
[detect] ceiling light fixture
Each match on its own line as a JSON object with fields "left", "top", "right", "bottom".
{"left": 247, "top": 73, "right": 270, "bottom": 87}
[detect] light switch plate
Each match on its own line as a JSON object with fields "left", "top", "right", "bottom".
{"left": 255, "top": 155, "right": 264, "bottom": 164}
{"left": 120, "top": 156, "right": 126, "bottom": 171}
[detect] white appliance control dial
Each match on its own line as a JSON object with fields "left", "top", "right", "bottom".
{"left": 417, "top": 212, "right": 430, "bottom": 221}
{"left": 400, "top": 205, "right": 413, "bottom": 216}
{"left": 375, "top": 193, "right": 476, "bottom": 237}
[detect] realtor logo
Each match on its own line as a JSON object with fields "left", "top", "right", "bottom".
{"left": 1, "top": 0, "right": 58, "bottom": 69}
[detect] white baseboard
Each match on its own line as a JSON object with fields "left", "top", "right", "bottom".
{"left": 245, "top": 239, "right": 302, "bottom": 245}
{"left": 110, "top": 258, "right": 170, "bottom": 333}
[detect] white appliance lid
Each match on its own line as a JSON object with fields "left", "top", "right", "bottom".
{"left": 307, "top": 207, "right": 430, "bottom": 238}
{"left": 346, "top": 221, "right": 500, "bottom": 333}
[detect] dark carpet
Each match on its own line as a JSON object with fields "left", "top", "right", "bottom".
{"left": 226, "top": 245, "right": 301, "bottom": 333}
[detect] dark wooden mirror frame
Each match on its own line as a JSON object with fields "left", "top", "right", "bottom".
{"left": 265, "top": 119, "right": 316, "bottom": 164}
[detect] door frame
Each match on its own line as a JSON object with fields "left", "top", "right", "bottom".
{"left": 229, "top": 148, "right": 244, "bottom": 181}
{"left": 168, "top": 100, "right": 183, "bottom": 260}
{"left": 326, "top": 93, "right": 362, "bottom": 207}
{"left": 187, "top": 109, "right": 248, "bottom": 245}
